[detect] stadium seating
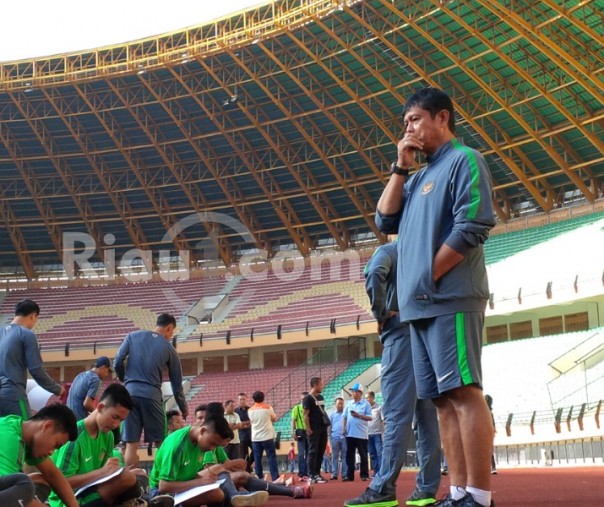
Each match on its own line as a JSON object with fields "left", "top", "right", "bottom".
{"left": 482, "top": 327, "right": 604, "bottom": 419}
{"left": 186, "top": 367, "right": 293, "bottom": 412}
{"left": 484, "top": 211, "right": 603, "bottom": 265}
{"left": 0, "top": 277, "right": 227, "bottom": 349}
{"left": 190, "top": 260, "right": 372, "bottom": 341}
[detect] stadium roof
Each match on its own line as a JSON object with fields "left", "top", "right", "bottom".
{"left": 0, "top": 0, "right": 602, "bottom": 279}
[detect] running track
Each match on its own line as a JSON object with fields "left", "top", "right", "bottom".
{"left": 267, "top": 467, "right": 604, "bottom": 506}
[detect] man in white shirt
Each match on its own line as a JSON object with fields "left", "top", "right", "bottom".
{"left": 365, "top": 391, "right": 384, "bottom": 478}
{"left": 224, "top": 399, "right": 243, "bottom": 460}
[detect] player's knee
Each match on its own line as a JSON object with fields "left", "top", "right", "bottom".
{"left": 206, "top": 487, "right": 224, "bottom": 503}
{"left": 231, "top": 471, "right": 248, "bottom": 487}
{"left": 119, "top": 469, "right": 139, "bottom": 489}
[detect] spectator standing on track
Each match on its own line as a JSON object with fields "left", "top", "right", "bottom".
{"left": 224, "top": 399, "right": 243, "bottom": 460}
{"left": 291, "top": 392, "right": 310, "bottom": 481}
{"left": 235, "top": 392, "right": 254, "bottom": 473}
{"left": 329, "top": 397, "right": 348, "bottom": 481}
{"left": 248, "top": 390, "right": 279, "bottom": 482}
{"left": 365, "top": 391, "right": 384, "bottom": 478}
{"left": 342, "top": 383, "right": 372, "bottom": 483}
{"left": 288, "top": 442, "right": 297, "bottom": 473}
{"left": 303, "top": 377, "right": 330, "bottom": 484}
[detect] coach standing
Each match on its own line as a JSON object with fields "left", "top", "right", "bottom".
{"left": 114, "top": 313, "right": 188, "bottom": 467}
{"left": 0, "top": 299, "right": 64, "bottom": 419}
{"left": 374, "top": 87, "right": 495, "bottom": 507}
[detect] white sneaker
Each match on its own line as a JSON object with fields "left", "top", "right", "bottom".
{"left": 231, "top": 490, "right": 269, "bottom": 507}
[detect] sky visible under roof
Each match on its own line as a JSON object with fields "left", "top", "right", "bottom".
{"left": 1, "top": 0, "right": 267, "bottom": 62}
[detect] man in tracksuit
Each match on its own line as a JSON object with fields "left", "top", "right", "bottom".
{"left": 0, "top": 299, "right": 64, "bottom": 419}
{"left": 373, "top": 87, "right": 496, "bottom": 507}
{"left": 345, "top": 242, "right": 441, "bottom": 507}
{"left": 114, "top": 313, "right": 189, "bottom": 468}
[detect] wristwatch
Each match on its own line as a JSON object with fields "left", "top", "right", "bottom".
{"left": 390, "top": 162, "right": 410, "bottom": 176}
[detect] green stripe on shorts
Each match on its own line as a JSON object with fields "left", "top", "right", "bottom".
{"left": 455, "top": 313, "right": 474, "bottom": 385}
{"left": 19, "top": 398, "right": 29, "bottom": 420}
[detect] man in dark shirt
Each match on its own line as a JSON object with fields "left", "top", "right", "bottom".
{"left": 303, "top": 377, "right": 329, "bottom": 484}
{"left": 0, "top": 299, "right": 64, "bottom": 419}
{"left": 234, "top": 392, "right": 254, "bottom": 473}
{"left": 114, "top": 313, "right": 188, "bottom": 467}
{"left": 66, "top": 356, "right": 112, "bottom": 420}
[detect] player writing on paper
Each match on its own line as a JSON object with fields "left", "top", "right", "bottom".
{"left": 48, "top": 383, "right": 149, "bottom": 506}
{"left": 0, "top": 403, "right": 79, "bottom": 507}
{"left": 149, "top": 413, "right": 270, "bottom": 506}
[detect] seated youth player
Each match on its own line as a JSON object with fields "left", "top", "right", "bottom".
{"left": 0, "top": 403, "right": 79, "bottom": 507}
{"left": 166, "top": 410, "right": 185, "bottom": 434}
{"left": 200, "top": 435, "right": 312, "bottom": 500}
{"left": 48, "top": 383, "right": 172, "bottom": 507}
{"left": 149, "top": 414, "right": 269, "bottom": 507}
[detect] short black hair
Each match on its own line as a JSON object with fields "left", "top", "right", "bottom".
{"left": 224, "top": 399, "right": 234, "bottom": 407}
{"left": 252, "top": 391, "right": 264, "bottom": 403}
{"left": 100, "top": 383, "right": 133, "bottom": 410}
{"left": 195, "top": 404, "right": 207, "bottom": 414}
{"left": 15, "top": 299, "right": 40, "bottom": 317}
{"left": 206, "top": 402, "right": 225, "bottom": 418}
{"left": 335, "top": 397, "right": 344, "bottom": 402}
{"left": 166, "top": 409, "right": 181, "bottom": 424}
{"left": 30, "top": 404, "right": 77, "bottom": 441}
{"left": 366, "top": 391, "right": 375, "bottom": 398}
{"left": 156, "top": 313, "right": 177, "bottom": 327}
{"left": 238, "top": 393, "right": 247, "bottom": 397}
{"left": 204, "top": 415, "right": 234, "bottom": 440}
{"left": 402, "top": 87, "right": 456, "bottom": 134}
{"left": 310, "top": 377, "right": 321, "bottom": 388}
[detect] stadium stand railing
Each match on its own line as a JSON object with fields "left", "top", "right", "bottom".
{"left": 485, "top": 210, "right": 604, "bottom": 265}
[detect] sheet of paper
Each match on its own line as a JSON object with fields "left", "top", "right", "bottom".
{"left": 26, "top": 383, "right": 54, "bottom": 411}
{"left": 74, "top": 467, "right": 124, "bottom": 497}
{"left": 173, "top": 480, "right": 223, "bottom": 505}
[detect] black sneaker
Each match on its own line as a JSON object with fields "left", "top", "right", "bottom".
{"left": 434, "top": 494, "right": 495, "bottom": 506}
{"left": 344, "top": 487, "right": 398, "bottom": 507}
{"left": 312, "top": 475, "right": 328, "bottom": 484}
{"left": 406, "top": 488, "right": 436, "bottom": 506}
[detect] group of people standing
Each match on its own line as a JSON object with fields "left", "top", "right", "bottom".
{"left": 0, "top": 85, "right": 496, "bottom": 507}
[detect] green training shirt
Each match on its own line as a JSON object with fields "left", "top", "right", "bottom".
{"left": 200, "top": 445, "right": 228, "bottom": 468}
{"left": 48, "top": 418, "right": 114, "bottom": 507}
{"left": 149, "top": 425, "right": 205, "bottom": 488}
{"left": 0, "top": 414, "right": 43, "bottom": 474}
